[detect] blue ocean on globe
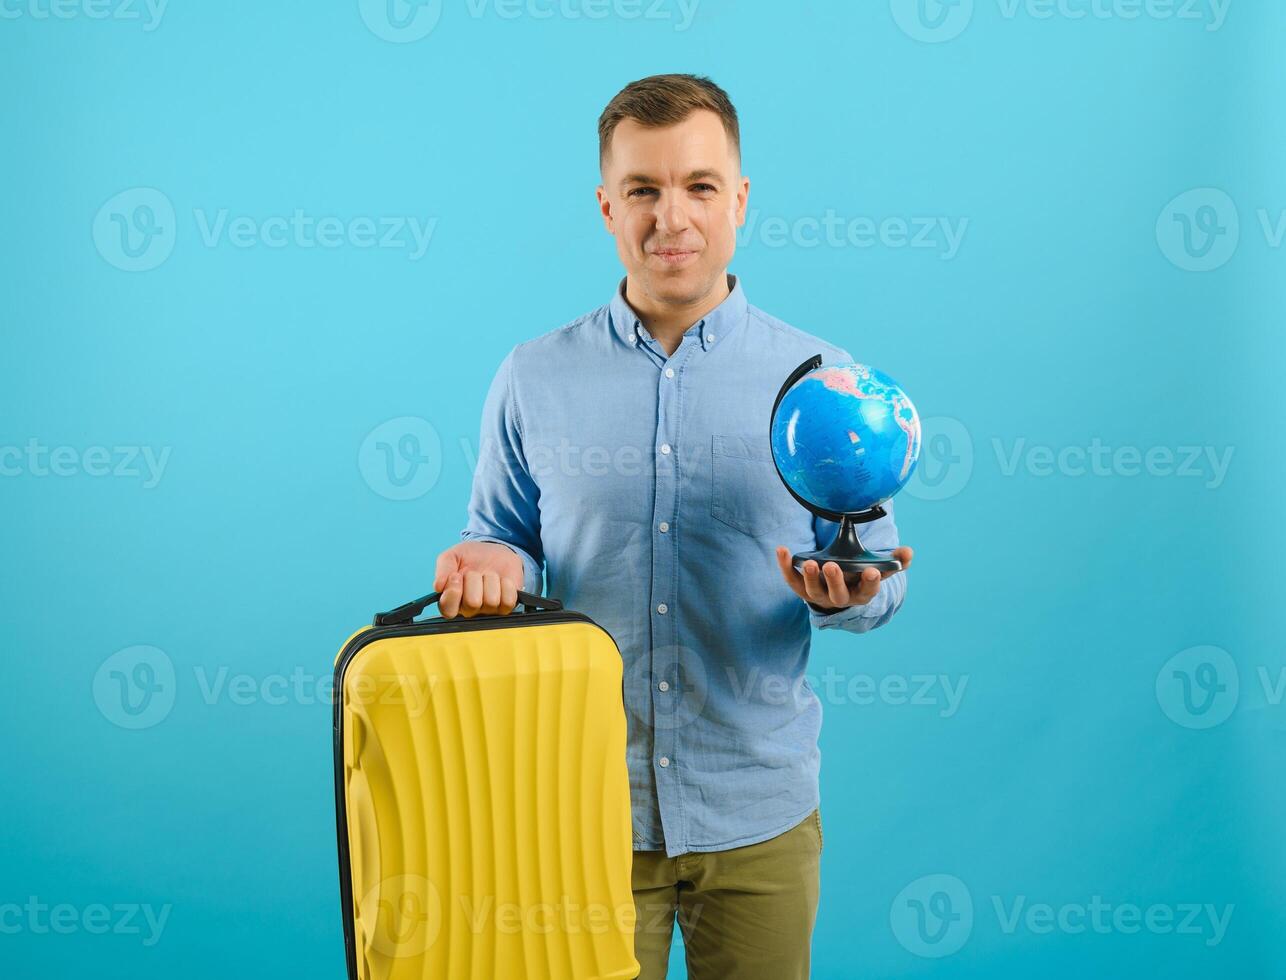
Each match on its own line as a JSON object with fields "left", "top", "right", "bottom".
{"left": 771, "top": 362, "right": 922, "bottom": 515}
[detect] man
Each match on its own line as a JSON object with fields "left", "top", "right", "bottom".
{"left": 433, "top": 74, "right": 913, "bottom": 980}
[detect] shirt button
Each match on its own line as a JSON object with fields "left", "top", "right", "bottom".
{"left": 657, "top": 603, "right": 668, "bottom": 615}
{"left": 664, "top": 367, "right": 675, "bottom": 378}
{"left": 658, "top": 680, "right": 670, "bottom": 692}
{"left": 658, "top": 756, "right": 670, "bottom": 768}
{"left": 707, "top": 333, "right": 716, "bottom": 343}
{"left": 658, "top": 522, "right": 669, "bottom": 533}
{"left": 659, "top": 444, "right": 671, "bottom": 455}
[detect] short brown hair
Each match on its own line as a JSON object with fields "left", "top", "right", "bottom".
{"left": 598, "top": 73, "right": 740, "bottom": 170}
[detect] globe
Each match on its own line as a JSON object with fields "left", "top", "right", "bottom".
{"left": 770, "top": 361, "right": 921, "bottom": 516}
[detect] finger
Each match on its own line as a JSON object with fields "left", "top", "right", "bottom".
{"left": 821, "top": 562, "right": 851, "bottom": 607}
{"left": 481, "top": 570, "right": 501, "bottom": 612}
{"left": 881, "top": 546, "right": 914, "bottom": 579}
{"left": 433, "top": 550, "right": 459, "bottom": 592}
{"left": 775, "top": 546, "right": 805, "bottom": 589}
{"left": 439, "top": 573, "right": 462, "bottom": 618}
{"left": 853, "top": 567, "right": 881, "bottom": 604}
{"left": 801, "top": 560, "right": 829, "bottom": 604}
{"left": 499, "top": 576, "right": 519, "bottom": 615}
{"left": 460, "top": 569, "right": 484, "bottom": 617}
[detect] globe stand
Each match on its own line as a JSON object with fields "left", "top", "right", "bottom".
{"left": 792, "top": 506, "right": 901, "bottom": 584}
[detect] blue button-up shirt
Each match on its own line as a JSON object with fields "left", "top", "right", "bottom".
{"left": 461, "top": 274, "right": 906, "bottom": 857}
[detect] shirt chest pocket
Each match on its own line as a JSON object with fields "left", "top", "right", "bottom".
{"left": 710, "top": 433, "right": 798, "bottom": 536}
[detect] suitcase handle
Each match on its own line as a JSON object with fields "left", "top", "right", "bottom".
{"left": 373, "top": 589, "right": 563, "bottom": 627}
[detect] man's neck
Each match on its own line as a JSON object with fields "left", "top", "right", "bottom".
{"left": 624, "top": 274, "right": 731, "bottom": 357}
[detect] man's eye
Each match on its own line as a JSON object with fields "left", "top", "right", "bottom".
{"left": 626, "top": 185, "right": 716, "bottom": 198}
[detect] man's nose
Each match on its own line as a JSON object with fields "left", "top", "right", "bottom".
{"left": 654, "top": 194, "right": 691, "bottom": 234}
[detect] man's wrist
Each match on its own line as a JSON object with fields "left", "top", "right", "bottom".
{"left": 806, "top": 599, "right": 846, "bottom": 615}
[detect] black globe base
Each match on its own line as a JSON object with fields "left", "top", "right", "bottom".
{"left": 792, "top": 511, "right": 901, "bottom": 583}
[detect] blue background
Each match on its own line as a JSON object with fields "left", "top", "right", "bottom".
{"left": 3, "top": 1, "right": 1282, "bottom": 977}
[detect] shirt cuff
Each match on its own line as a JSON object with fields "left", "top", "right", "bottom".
{"left": 806, "top": 588, "right": 892, "bottom": 630}
{"left": 458, "top": 533, "right": 543, "bottom": 597}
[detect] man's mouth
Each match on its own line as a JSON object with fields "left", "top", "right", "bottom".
{"left": 651, "top": 248, "right": 698, "bottom": 266}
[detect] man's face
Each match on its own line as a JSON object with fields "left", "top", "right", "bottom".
{"left": 597, "top": 109, "right": 749, "bottom": 308}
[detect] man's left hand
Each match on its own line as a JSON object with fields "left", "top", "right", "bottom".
{"left": 774, "top": 545, "right": 914, "bottom": 613}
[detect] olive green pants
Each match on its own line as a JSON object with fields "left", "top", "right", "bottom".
{"left": 630, "top": 809, "right": 822, "bottom": 980}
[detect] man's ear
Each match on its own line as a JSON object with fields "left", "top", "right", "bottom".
{"left": 734, "top": 176, "right": 750, "bottom": 228}
{"left": 596, "top": 185, "right": 615, "bottom": 233}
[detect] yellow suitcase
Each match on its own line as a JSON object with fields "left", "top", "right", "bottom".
{"left": 333, "top": 589, "right": 640, "bottom": 980}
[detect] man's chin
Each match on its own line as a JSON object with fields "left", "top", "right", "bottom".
{"left": 640, "top": 266, "right": 718, "bottom": 306}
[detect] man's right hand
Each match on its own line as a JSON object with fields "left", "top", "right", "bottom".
{"left": 433, "top": 541, "right": 525, "bottom": 619}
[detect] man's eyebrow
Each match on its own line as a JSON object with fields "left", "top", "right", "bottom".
{"left": 619, "top": 169, "right": 725, "bottom": 189}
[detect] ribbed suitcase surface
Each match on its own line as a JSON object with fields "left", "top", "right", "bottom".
{"left": 334, "top": 598, "right": 639, "bottom": 980}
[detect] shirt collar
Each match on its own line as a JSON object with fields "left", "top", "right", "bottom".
{"left": 609, "top": 273, "right": 748, "bottom": 352}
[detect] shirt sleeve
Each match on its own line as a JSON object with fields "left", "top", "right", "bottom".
{"left": 806, "top": 497, "right": 906, "bottom": 634}
{"left": 459, "top": 346, "right": 545, "bottom": 596}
